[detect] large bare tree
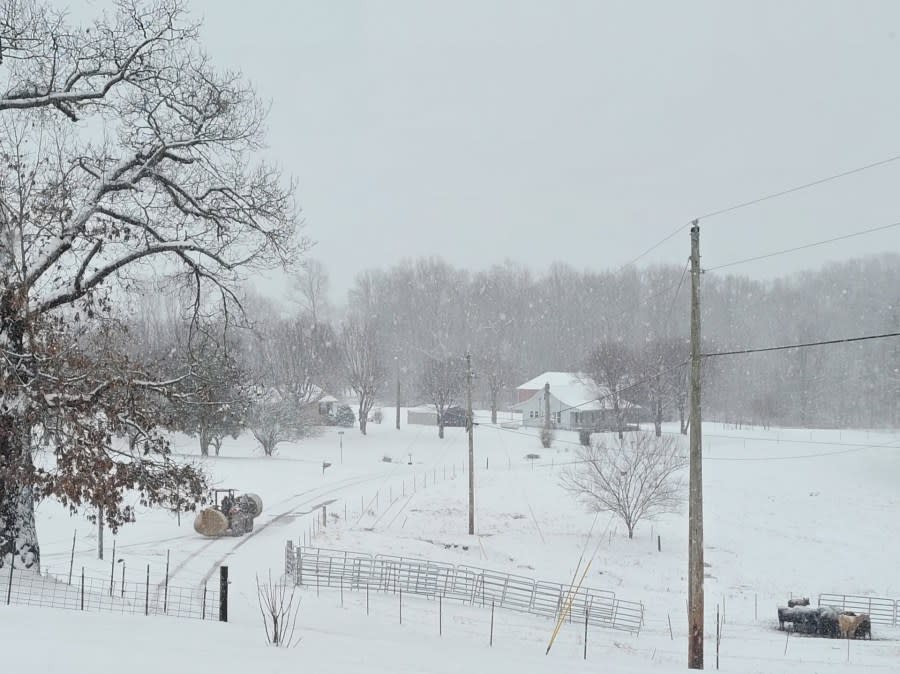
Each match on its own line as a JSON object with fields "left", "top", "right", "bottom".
{"left": 561, "top": 432, "right": 686, "bottom": 539}
{"left": 0, "top": 0, "right": 305, "bottom": 568}
{"left": 585, "top": 340, "right": 636, "bottom": 439}
{"left": 419, "top": 356, "right": 465, "bottom": 439}
{"left": 340, "top": 317, "right": 384, "bottom": 435}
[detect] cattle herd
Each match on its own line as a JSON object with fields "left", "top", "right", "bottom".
{"left": 777, "top": 598, "right": 872, "bottom": 640}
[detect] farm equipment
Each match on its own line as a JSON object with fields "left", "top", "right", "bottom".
{"left": 193, "top": 488, "right": 264, "bottom": 538}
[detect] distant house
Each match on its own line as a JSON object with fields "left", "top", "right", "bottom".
{"left": 512, "top": 371, "right": 639, "bottom": 431}
{"left": 313, "top": 386, "right": 339, "bottom": 418}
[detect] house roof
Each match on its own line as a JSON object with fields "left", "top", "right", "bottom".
{"left": 516, "top": 371, "right": 587, "bottom": 391}
{"left": 514, "top": 371, "right": 636, "bottom": 411}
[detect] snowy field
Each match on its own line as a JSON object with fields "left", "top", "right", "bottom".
{"left": 5, "top": 411, "right": 900, "bottom": 672}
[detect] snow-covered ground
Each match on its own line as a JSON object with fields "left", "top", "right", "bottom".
{"left": 6, "top": 412, "right": 900, "bottom": 672}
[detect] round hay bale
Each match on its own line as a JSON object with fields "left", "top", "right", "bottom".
{"left": 242, "top": 493, "right": 263, "bottom": 518}
{"left": 193, "top": 507, "right": 228, "bottom": 537}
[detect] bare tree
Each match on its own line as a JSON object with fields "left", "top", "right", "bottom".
{"left": 484, "top": 356, "right": 515, "bottom": 425}
{"left": 641, "top": 338, "right": 688, "bottom": 437}
{"left": 585, "top": 341, "right": 636, "bottom": 439}
{"left": 243, "top": 311, "right": 333, "bottom": 455}
{"left": 561, "top": 432, "right": 686, "bottom": 539}
{"left": 247, "top": 388, "right": 317, "bottom": 456}
{"left": 293, "top": 259, "right": 329, "bottom": 324}
{"left": 340, "top": 317, "right": 384, "bottom": 435}
{"left": 419, "top": 357, "right": 464, "bottom": 439}
{"left": 0, "top": 0, "right": 305, "bottom": 568}
{"left": 256, "top": 570, "right": 302, "bottom": 648}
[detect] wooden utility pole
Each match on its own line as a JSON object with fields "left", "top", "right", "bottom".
{"left": 466, "top": 353, "right": 475, "bottom": 535}
{"left": 688, "top": 221, "right": 705, "bottom": 669}
{"left": 395, "top": 355, "right": 401, "bottom": 430}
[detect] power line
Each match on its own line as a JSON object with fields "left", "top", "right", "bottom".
{"left": 697, "top": 152, "right": 900, "bottom": 221}
{"left": 479, "top": 423, "right": 900, "bottom": 466}
{"left": 701, "top": 330, "right": 900, "bottom": 358}
{"left": 621, "top": 151, "right": 900, "bottom": 269}
{"left": 705, "top": 219, "right": 900, "bottom": 272}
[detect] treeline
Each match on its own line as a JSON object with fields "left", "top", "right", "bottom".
{"left": 344, "top": 254, "right": 900, "bottom": 429}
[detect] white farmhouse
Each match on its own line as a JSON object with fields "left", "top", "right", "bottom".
{"left": 512, "top": 371, "right": 638, "bottom": 431}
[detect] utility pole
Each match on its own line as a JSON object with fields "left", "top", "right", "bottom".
{"left": 395, "top": 355, "right": 401, "bottom": 430}
{"left": 466, "top": 352, "right": 475, "bottom": 535}
{"left": 688, "top": 220, "right": 704, "bottom": 670}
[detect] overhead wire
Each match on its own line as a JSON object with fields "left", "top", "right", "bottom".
{"left": 705, "top": 219, "right": 900, "bottom": 272}
{"left": 621, "top": 151, "right": 900, "bottom": 269}
{"left": 700, "top": 330, "right": 900, "bottom": 358}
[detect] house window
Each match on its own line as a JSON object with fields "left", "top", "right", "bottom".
{"left": 554, "top": 412, "right": 561, "bottom": 424}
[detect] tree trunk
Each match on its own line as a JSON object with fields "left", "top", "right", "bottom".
{"left": 199, "top": 428, "right": 211, "bottom": 457}
{"left": 0, "top": 421, "right": 40, "bottom": 569}
{"left": 212, "top": 436, "right": 223, "bottom": 456}
{"left": 615, "top": 398, "right": 624, "bottom": 440}
{"left": 438, "top": 420, "right": 445, "bottom": 439}
{"left": 627, "top": 522, "right": 634, "bottom": 539}
{"left": 654, "top": 398, "right": 663, "bottom": 438}
{"left": 358, "top": 396, "right": 368, "bottom": 435}
{"left": 0, "top": 296, "right": 40, "bottom": 569}
{"left": 490, "top": 388, "right": 498, "bottom": 425}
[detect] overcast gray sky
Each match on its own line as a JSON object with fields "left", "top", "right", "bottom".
{"left": 84, "top": 1, "right": 900, "bottom": 301}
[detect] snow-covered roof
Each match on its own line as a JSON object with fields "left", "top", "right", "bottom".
{"left": 517, "top": 371, "right": 587, "bottom": 391}
{"left": 514, "top": 371, "right": 635, "bottom": 411}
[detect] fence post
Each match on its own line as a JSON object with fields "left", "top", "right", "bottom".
{"left": 164, "top": 550, "right": 170, "bottom": 614}
{"left": 584, "top": 606, "right": 589, "bottom": 659}
{"left": 340, "top": 575, "right": 344, "bottom": 607}
{"left": 145, "top": 564, "right": 150, "bottom": 616}
{"left": 109, "top": 540, "right": 116, "bottom": 597}
{"left": 366, "top": 583, "right": 370, "bottom": 616}
{"left": 80, "top": 567, "right": 85, "bottom": 611}
{"left": 439, "top": 595, "right": 442, "bottom": 636}
{"left": 6, "top": 552, "right": 13, "bottom": 605}
{"left": 399, "top": 586, "right": 403, "bottom": 624}
{"left": 219, "top": 566, "right": 229, "bottom": 622}
{"left": 202, "top": 584, "right": 207, "bottom": 620}
{"left": 68, "top": 529, "right": 76, "bottom": 585}
{"left": 120, "top": 562, "right": 125, "bottom": 598}
{"left": 490, "top": 600, "right": 495, "bottom": 646}
{"left": 716, "top": 604, "right": 720, "bottom": 670}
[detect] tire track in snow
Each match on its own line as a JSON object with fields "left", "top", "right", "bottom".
{"left": 190, "top": 471, "right": 391, "bottom": 586}
{"left": 163, "top": 474, "right": 392, "bottom": 584}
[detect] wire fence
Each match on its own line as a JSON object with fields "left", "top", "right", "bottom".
{"left": 285, "top": 543, "right": 643, "bottom": 634}
{"left": 1, "top": 562, "right": 222, "bottom": 621}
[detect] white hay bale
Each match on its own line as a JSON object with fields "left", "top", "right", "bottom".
{"left": 193, "top": 507, "right": 228, "bottom": 537}
{"left": 243, "top": 493, "right": 263, "bottom": 518}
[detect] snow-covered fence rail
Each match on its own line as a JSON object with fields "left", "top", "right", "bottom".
{"left": 1, "top": 565, "right": 221, "bottom": 622}
{"left": 285, "top": 543, "right": 643, "bottom": 634}
{"left": 818, "top": 593, "right": 897, "bottom": 626}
